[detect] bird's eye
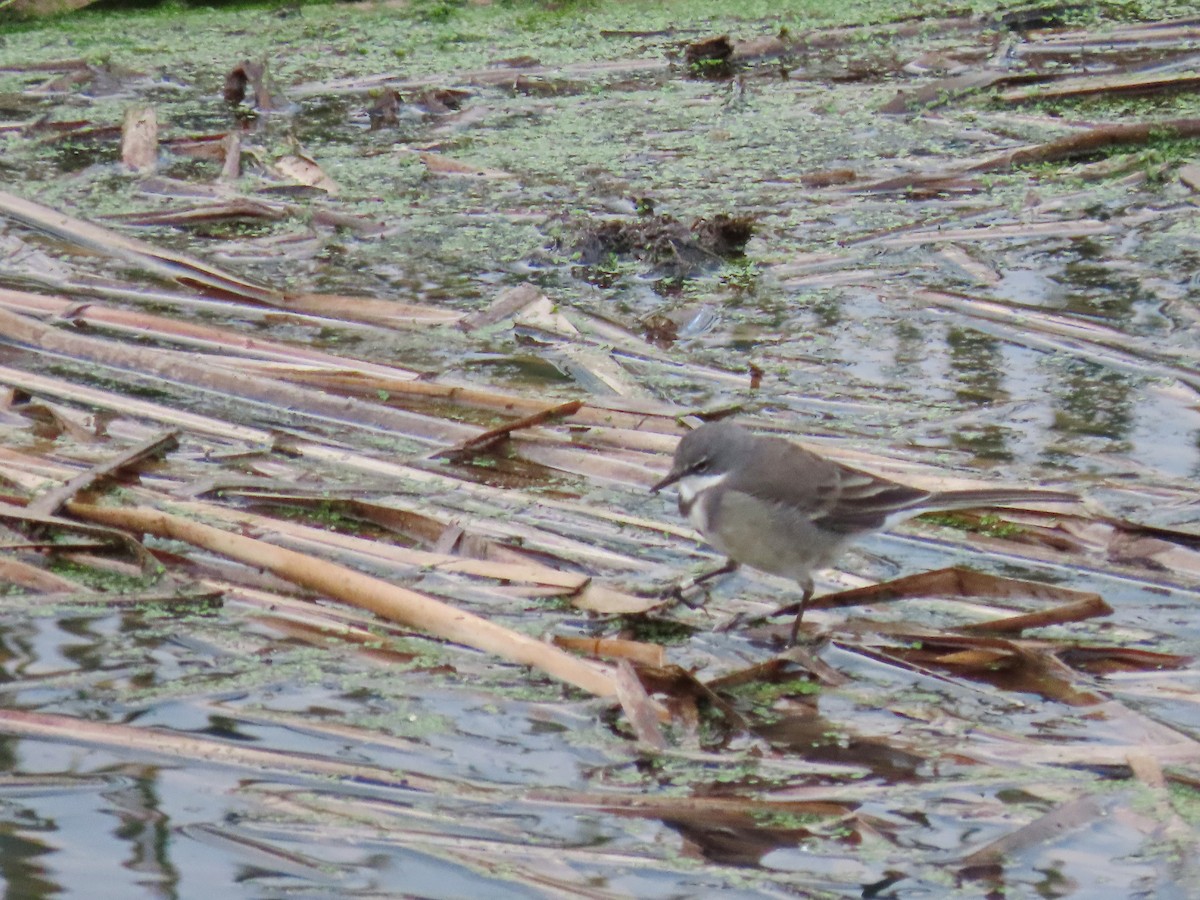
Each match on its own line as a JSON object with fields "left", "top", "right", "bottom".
{"left": 694, "top": 459, "right": 710, "bottom": 473}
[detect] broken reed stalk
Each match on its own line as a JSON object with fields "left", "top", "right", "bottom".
{"left": 967, "top": 118, "right": 1200, "bottom": 172}
{"left": 67, "top": 501, "right": 619, "bottom": 699}
{"left": 26, "top": 429, "right": 179, "bottom": 517}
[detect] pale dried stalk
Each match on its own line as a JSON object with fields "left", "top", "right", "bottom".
{"left": 171, "top": 499, "right": 590, "bottom": 589}
{"left": 67, "top": 501, "right": 619, "bottom": 698}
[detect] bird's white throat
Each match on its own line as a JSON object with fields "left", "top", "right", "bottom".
{"left": 676, "top": 472, "right": 728, "bottom": 505}
{"left": 676, "top": 472, "right": 728, "bottom": 535}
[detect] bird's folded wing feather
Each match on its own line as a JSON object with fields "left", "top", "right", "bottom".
{"left": 727, "top": 438, "right": 931, "bottom": 534}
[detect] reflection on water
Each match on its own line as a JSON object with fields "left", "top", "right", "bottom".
{"left": 945, "top": 327, "right": 1017, "bottom": 461}
{"left": 2, "top": 3, "right": 1200, "bottom": 897}
{"left": 1052, "top": 359, "right": 1135, "bottom": 443}
{"left": 946, "top": 327, "right": 1005, "bottom": 406}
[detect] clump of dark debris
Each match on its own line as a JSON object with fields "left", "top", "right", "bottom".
{"left": 568, "top": 212, "right": 755, "bottom": 277}
{"left": 684, "top": 34, "right": 735, "bottom": 79}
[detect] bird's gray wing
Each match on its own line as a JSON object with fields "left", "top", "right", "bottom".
{"left": 815, "top": 464, "right": 932, "bottom": 533}
{"left": 727, "top": 436, "right": 931, "bottom": 535}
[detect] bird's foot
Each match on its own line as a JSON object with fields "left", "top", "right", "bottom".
{"left": 763, "top": 594, "right": 814, "bottom": 647}
{"left": 653, "top": 579, "right": 710, "bottom": 609}
{"left": 655, "top": 560, "right": 738, "bottom": 609}
{"left": 714, "top": 610, "right": 757, "bottom": 632}
{"left": 716, "top": 608, "right": 821, "bottom": 646}
{"left": 691, "top": 559, "right": 740, "bottom": 587}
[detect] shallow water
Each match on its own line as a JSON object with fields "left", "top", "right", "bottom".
{"left": 1, "top": 1, "right": 1200, "bottom": 896}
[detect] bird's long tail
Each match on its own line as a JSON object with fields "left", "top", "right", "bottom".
{"left": 921, "top": 488, "right": 1078, "bottom": 512}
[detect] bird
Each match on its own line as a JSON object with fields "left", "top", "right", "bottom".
{"left": 650, "top": 421, "right": 1077, "bottom": 641}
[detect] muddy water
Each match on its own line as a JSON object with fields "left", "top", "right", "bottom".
{"left": 1, "top": 2, "right": 1200, "bottom": 897}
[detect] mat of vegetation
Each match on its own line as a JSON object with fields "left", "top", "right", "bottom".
{"left": 0, "top": 0, "right": 1199, "bottom": 896}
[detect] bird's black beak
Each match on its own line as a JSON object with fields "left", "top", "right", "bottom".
{"left": 650, "top": 470, "right": 682, "bottom": 494}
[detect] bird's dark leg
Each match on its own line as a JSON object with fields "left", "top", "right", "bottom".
{"left": 787, "top": 582, "right": 815, "bottom": 646}
{"left": 769, "top": 575, "right": 816, "bottom": 645}
{"left": 666, "top": 559, "right": 739, "bottom": 607}
{"left": 720, "top": 576, "right": 818, "bottom": 637}
{"left": 689, "top": 559, "right": 740, "bottom": 588}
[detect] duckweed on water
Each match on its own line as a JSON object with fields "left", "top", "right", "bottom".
{"left": 3, "top": 1, "right": 1200, "bottom": 895}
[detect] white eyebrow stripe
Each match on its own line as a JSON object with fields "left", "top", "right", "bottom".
{"left": 677, "top": 472, "right": 728, "bottom": 506}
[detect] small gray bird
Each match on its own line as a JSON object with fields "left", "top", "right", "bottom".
{"left": 651, "top": 421, "right": 1077, "bottom": 639}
